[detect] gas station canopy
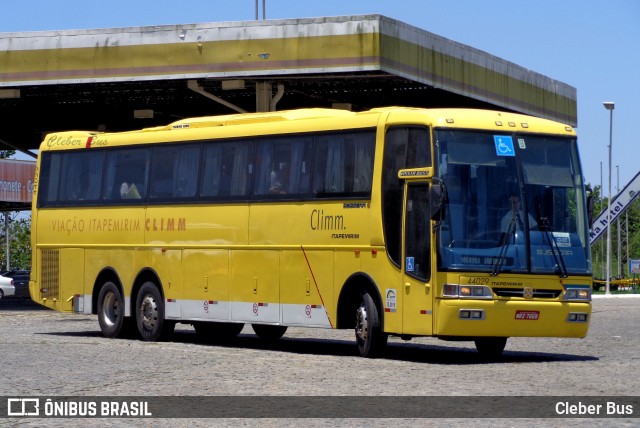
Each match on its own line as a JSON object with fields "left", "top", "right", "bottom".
{"left": 0, "top": 14, "right": 576, "bottom": 156}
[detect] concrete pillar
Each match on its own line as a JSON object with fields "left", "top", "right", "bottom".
{"left": 255, "top": 82, "right": 272, "bottom": 112}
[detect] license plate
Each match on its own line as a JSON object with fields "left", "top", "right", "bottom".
{"left": 515, "top": 310, "right": 539, "bottom": 320}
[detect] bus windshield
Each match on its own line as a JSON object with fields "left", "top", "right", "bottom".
{"left": 435, "top": 129, "right": 591, "bottom": 276}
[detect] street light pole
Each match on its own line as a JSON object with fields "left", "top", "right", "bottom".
{"left": 600, "top": 161, "right": 604, "bottom": 278}
{"left": 603, "top": 101, "right": 615, "bottom": 296}
{"left": 255, "top": 0, "right": 266, "bottom": 20}
{"left": 617, "top": 165, "right": 621, "bottom": 277}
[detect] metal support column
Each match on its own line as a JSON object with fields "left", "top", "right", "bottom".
{"left": 255, "top": 82, "right": 273, "bottom": 112}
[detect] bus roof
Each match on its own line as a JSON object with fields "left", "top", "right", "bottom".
{"left": 39, "top": 107, "right": 576, "bottom": 151}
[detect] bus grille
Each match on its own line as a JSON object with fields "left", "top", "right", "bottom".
{"left": 493, "top": 288, "right": 562, "bottom": 299}
{"left": 40, "top": 249, "right": 60, "bottom": 300}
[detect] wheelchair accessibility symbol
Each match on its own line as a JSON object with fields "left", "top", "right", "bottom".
{"left": 406, "top": 257, "right": 415, "bottom": 272}
{"left": 494, "top": 135, "right": 515, "bottom": 157}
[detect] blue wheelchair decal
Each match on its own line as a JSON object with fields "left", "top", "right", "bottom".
{"left": 494, "top": 135, "right": 515, "bottom": 157}
{"left": 406, "top": 256, "right": 415, "bottom": 272}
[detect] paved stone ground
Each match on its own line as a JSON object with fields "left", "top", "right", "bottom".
{"left": 0, "top": 296, "right": 638, "bottom": 427}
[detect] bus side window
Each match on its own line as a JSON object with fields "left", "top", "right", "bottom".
{"left": 254, "top": 136, "right": 313, "bottom": 197}
{"left": 149, "top": 145, "right": 199, "bottom": 199}
{"left": 103, "top": 148, "right": 150, "bottom": 202}
{"left": 58, "top": 151, "right": 104, "bottom": 203}
{"left": 201, "top": 141, "right": 252, "bottom": 198}
{"left": 313, "top": 131, "right": 375, "bottom": 197}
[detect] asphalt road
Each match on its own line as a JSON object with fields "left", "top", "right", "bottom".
{"left": 1, "top": 296, "right": 639, "bottom": 427}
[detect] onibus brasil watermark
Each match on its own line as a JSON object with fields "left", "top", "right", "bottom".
{"left": 7, "top": 398, "right": 151, "bottom": 417}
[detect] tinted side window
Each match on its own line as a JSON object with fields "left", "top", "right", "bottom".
{"left": 312, "top": 131, "right": 375, "bottom": 197}
{"left": 254, "top": 136, "right": 313, "bottom": 197}
{"left": 38, "top": 151, "right": 105, "bottom": 207}
{"left": 37, "top": 129, "right": 379, "bottom": 207}
{"left": 38, "top": 152, "right": 60, "bottom": 207}
{"left": 200, "top": 140, "right": 253, "bottom": 198}
{"left": 102, "top": 148, "right": 150, "bottom": 202}
{"left": 149, "top": 145, "right": 200, "bottom": 200}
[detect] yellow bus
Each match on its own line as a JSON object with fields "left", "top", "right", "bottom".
{"left": 30, "top": 107, "right": 592, "bottom": 357}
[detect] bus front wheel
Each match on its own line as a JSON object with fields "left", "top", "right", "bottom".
{"left": 135, "top": 282, "right": 174, "bottom": 341}
{"left": 355, "top": 292, "right": 387, "bottom": 358}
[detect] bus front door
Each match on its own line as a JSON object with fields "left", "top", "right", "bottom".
{"left": 401, "top": 182, "right": 433, "bottom": 336}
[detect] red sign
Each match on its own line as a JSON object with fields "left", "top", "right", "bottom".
{"left": 0, "top": 159, "right": 36, "bottom": 204}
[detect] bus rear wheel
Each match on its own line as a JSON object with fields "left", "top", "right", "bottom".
{"left": 252, "top": 324, "right": 287, "bottom": 341}
{"left": 474, "top": 337, "right": 507, "bottom": 358}
{"left": 355, "top": 292, "right": 387, "bottom": 358}
{"left": 135, "top": 282, "right": 174, "bottom": 341}
{"left": 97, "top": 281, "right": 125, "bottom": 338}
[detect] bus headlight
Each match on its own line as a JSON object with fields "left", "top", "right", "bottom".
{"left": 443, "top": 284, "right": 493, "bottom": 299}
{"left": 563, "top": 286, "right": 591, "bottom": 301}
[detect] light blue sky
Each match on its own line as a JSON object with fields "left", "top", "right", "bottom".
{"left": 1, "top": 0, "right": 638, "bottom": 193}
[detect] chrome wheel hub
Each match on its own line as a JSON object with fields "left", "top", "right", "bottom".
{"left": 355, "top": 302, "right": 368, "bottom": 342}
{"left": 140, "top": 295, "right": 158, "bottom": 330}
{"left": 102, "top": 291, "right": 118, "bottom": 327}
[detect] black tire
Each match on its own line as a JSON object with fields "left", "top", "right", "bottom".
{"left": 355, "top": 292, "right": 387, "bottom": 358}
{"left": 193, "top": 322, "right": 244, "bottom": 341}
{"left": 97, "top": 281, "right": 126, "bottom": 338}
{"left": 0, "top": 289, "right": 4, "bottom": 299}
{"left": 135, "top": 281, "right": 173, "bottom": 341}
{"left": 474, "top": 337, "right": 507, "bottom": 358}
{"left": 251, "top": 324, "right": 287, "bottom": 341}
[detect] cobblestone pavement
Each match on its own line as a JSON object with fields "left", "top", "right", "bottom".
{"left": 0, "top": 296, "right": 639, "bottom": 427}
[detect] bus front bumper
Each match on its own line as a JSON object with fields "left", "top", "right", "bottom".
{"left": 435, "top": 298, "right": 591, "bottom": 338}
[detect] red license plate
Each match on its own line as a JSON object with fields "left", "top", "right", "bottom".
{"left": 515, "top": 310, "right": 539, "bottom": 320}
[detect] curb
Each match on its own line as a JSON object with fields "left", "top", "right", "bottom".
{"left": 592, "top": 294, "right": 640, "bottom": 299}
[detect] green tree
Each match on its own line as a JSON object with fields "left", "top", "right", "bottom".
{"left": 0, "top": 149, "right": 16, "bottom": 159}
{"left": 0, "top": 214, "right": 31, "bottom": 271}
{"left": 1, "top": 151, "right": 32, "bottom": 271}
{"left": 625, "top": 197, "right": 640, "bottom": 270}
{"left": 588, "top": 183, "right": 605, "bottom": 278}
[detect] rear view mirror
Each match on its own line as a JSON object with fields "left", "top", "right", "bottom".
{"left": 430, "top": 178, "right": 447, "bottom": 221}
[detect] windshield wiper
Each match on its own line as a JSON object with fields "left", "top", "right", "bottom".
{"left": 492, "top": 214, "right": 517, "bottom": 276}
{"left": 539, "top": 217, "right": 568, "bottom": 278}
